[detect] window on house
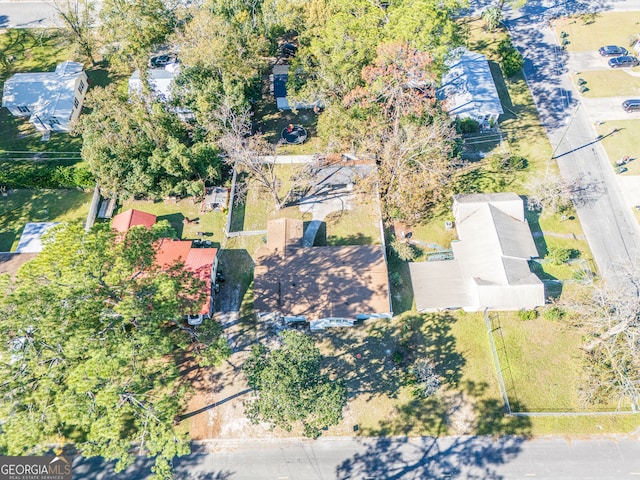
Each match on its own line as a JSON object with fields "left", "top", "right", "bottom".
{"left": 78, "top": 80, "right": 85, "bottom": 93}
{"left": 73, "top": 98, "right": 80, "bottom": 109}
{"left": 17, "top": 106, "right": 30, "bottom": 113}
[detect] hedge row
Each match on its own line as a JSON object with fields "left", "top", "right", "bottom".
{"left": 0, "top": 160, "right": 94, "bottom": 189}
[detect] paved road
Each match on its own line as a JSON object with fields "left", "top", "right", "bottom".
{"left": 503, "top": 0, "right": 640, "bottom": 287}
{"left": 72, "top": 435, "right": 640, "bottom": 479}
{"left": 0, "top": 2, "right": 60, "bottom": 28}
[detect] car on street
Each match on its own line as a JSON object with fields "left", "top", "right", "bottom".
{"left": 608, "top": 55, "right": 639, "bottom": 68}
{"left": 599, "top": 45, "right": 628, "bottom": 57}
{"left": 150, "top": 54, "right": 177, "bottom": 68}
{"left": 622, "top": 99, "right": 640, "bottom": 112}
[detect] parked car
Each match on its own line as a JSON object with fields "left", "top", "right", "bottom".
{"left": 150, "top": 54, "right": 177, "bottom": 68}
{"left": 622, "top": 99, "right": 640, "bottom": 112}
{"left": 599, "top": 45, "right": 628, "bottom": 57}
{"left": 608, "top": 55, "right": 639, "bottom": 68}
{"left": 186, "top": 314, "right": 205, "bottom": 326}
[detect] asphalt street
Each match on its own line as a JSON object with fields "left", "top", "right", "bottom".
{"left": 72, "top": 435, "right": 640, "bottom": 479}
{"left": 504, "top": 0, "right": 640, "bottom": 288}
{"left": 0, "top": 2, "right": 60, "bottom": 28}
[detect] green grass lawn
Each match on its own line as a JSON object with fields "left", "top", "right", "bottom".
{"left": 554, "top": 12, "right": 640, "bottom": 52}
{"left": 491, "top": 311, "right": 640, "bottom": 434}
{"left": 595, "top": 120, "right": 640, "bottom": 174}
{"left": 0, "top": 189, "right": 92, "bottom": 251}
{"left": 119, "top": 198, "right": 227, "bottom": 244}
{"left": 573, "top": 70, "right": 640, "bottom": 98}
{"left": 230, "top": 165, "right": 383, "bottom": 244}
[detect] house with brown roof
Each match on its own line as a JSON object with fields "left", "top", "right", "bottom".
{"left": 111, "top": 209, "right": 217, "bottom": 319}
{"left": 254, "top": 218, "right": 392, "bottom": 330}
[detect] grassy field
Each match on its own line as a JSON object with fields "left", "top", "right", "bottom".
{"left": 491, "top": 311, "right": 640, "bottom": 434}
{"left": 595, "top": 120, "right": 640, "bottom": 174}
{"left": 0, "top": 189, "right": 92, "bottom": 251}
{"left": 230, "top": 165, "right": 383, "bottom": 244}
{"left": 573, "top": 70, "right": 640, "bottom": 98}
{"left": 119, "top": 198, "right": 227, "bottom": 244}
{"left": 317, "top": 312, "right": 527, "bottom": 437}
{"left": 554, "top": 12, "right": 640, "bottom": 52}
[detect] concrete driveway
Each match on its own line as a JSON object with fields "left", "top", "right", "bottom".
{"left": 582, "top": 96, "right": 640, "bottom": 122}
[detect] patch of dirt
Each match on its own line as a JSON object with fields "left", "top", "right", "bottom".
{"left": 443, "top": 391, "right": 476, "bottom": 435}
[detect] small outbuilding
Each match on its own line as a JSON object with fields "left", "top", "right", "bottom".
{"left": 438, "top": 49, "right": 504, "bottom": 129}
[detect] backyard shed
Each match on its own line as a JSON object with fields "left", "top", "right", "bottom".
{"left": 15, "top": 222, "right": 60, "bottom": 253}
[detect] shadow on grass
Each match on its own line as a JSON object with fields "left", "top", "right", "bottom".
{"left": 324, "top": 313, "right": 465, "bottom": 403}
{"left": 326, "top": 232, "right": 373, "bottom": 246}
{"left": 216, "top": 249, "right": 254, "bottom": 312}
{"left": 524, "top": 207, "right": 548, "bottom": 257}
{"left": 157, "top": 212, "right": 185, "bottom": 239}
{"left": 386, "top": 253, "right": 414, "bottom": 315}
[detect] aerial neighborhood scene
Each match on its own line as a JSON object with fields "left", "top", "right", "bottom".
{"left": 1, "top": 0, "right": 640, "bottom": 478}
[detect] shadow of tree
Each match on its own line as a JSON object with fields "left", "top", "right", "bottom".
{"left": 336, "top": 378, "right": 532, "bottom": 479}
{"left": 336, "top": 432, "right": 530, "bottom": 480}
{"left": 322, "top": 313, "right": 466, "bottom": 403}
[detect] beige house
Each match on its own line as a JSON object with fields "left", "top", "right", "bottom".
{"left": 409, "top": 193, "right": 545, "bottom": 312}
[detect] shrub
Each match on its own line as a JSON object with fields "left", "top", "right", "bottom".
{"left": 518, "top": 309, "right": 538, "bottom": 321}
{"left": 458, "top": 117, "right": 480, "bottom": 134}
{"left": 547, "top": 246, "right": 578, "bottom": 265}
{"left": 497, "top": 38, "right": 524, "bottom": 77}
{"left": 390, "top": 237, "right": 419, "bottom": 261}
{"left": 410, "top": 358, "right": 441, "bottom": 398}
{"left": 543, "top": 306, "right": 565, "bottom": 321}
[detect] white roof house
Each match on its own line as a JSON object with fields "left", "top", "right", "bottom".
{"left": 2, "top": 61, "right": 88, "bottom": 132}
{"left": 438, "top": 49, "right": 504, "bottom": 128}
{"left": 409, "top": 193, "right": 545, "bottom": 312}
{"left": 128, "top": 63, "right": 193, "bottom": 120}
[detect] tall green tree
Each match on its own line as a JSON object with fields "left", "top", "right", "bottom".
{"left": 79, "top": 85, "right": 222, "bottom": 199}
{"left": 385, "top": 0, "right": 467, "bottom": 64}
{"left": 174, "top": 8, "right": 268, "bottom": 110}
{"left": 0, "top": 223, "right": 229, "bottom": 478}
{"left": 244, "top": 330, "right": 347, "bottom": 438}
{"left": 324, "top": 43, "right": 460, "bottom": 222}
{"left": 99, "top": 0, "right": 174, "bottom": 69}
{"left": 53, "top": 0, "right": 97, "bottom": 64}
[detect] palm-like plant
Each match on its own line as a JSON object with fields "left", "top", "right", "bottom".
{"left": 482, "top": 6, "right": 503, "bottom": 33}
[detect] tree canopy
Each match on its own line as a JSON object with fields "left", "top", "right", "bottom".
{"left": 244, "top": 330, "right": 347, "bottom": 438}
{"left": 0, "top": 223, "right": 229, "bottom": 478}
{"left": 79, "top": 85, "right": 222, "bottom": 199}
{"left": 319, "top": 43, "right": 460, "bottom": 222}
